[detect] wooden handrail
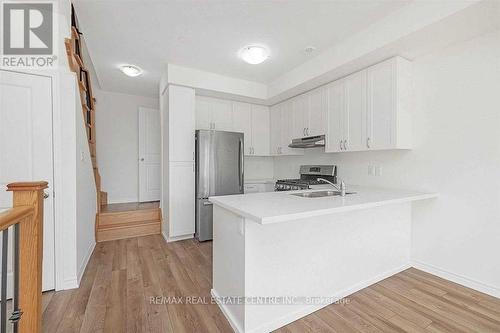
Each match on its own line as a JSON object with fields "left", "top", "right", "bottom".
{"left": 3, "top": 181, "right": 48, "bottom": 333}
{"left": 0, "top": 207, "right": 34, "bottom": 231}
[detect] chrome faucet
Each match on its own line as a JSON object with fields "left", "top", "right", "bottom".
{"left": 317, "top": 178, "right": 347, "bottom": 197}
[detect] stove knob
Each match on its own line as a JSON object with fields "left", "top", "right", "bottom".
{"left": 285, "top": 185, "right": 290, "bottom": 190}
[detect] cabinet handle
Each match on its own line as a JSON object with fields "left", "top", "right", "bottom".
{"left": 306, "top": 128, "right": 309, "bottom": 136}
{"left": 367, "top": 137, "right": 371, "bottom": 148}
{"left": 343, "top": 140, "right": 347, "bottom": 150}
{"left": 339, "top": 140, "right": 343, "bottom": 150}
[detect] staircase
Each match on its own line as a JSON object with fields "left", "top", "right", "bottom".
{"left": 65, "top": 6, "right": 161, "bottom": 242}
{"left": 96, "top": 203, "right": 162, "bottom": 242}
{"left": 64, "top": 5, "right": 107, "bottom": 211}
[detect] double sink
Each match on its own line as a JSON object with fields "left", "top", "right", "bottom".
{"left": 291, "top": 190, "right": 355, "bottom": 198}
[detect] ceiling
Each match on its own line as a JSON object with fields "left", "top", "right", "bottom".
{"left": 73, "top": 0, "right": 411, "bottom": 97}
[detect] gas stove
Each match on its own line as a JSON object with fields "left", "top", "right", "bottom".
{"left": 275, "top": 165, "right": 337, "bottom": 191}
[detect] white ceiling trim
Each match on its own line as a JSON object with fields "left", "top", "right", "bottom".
{"left": 164, "top": 0, "right": 496, "bottom": 106}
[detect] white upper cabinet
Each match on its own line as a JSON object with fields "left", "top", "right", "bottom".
{"left": 344, "top": 70, "right": 367, "bottom": 152}
{"left": 232, "top": 102, "right": 252, "bottom": 155}
{"left": 195, "top": 96, "right": 233, "bottom": 131}
{"left": 250, "top": 105, "right": 270, "bottom": 156}
{"left": 168, "top": 85, "right": 195, "bottom": 162}
{"left": 366, "top": 57, "right": 411, "bottom": 150}
{"left": 269, "top": 104, "right": 281, "bottom": 155}
{"left": 307, "top": 87, "right": 328, "bottom": 137}
{"left": 195, "top": 96, "right": 211, "bottom": 130}
{"left": 211, "top": 98, "right": 233, "bottom": 131}
{"left": 291, "top": 94, "right": 308, "bottom": 138}
{"left": 269, "top": 101, "right": 303, "bottom": 156}
{"left": 326, "top": 79, "right": 345, "bottom": 153}
{"left": 233, "top": 102, "right": 270, "bottom": 156}
{"left": 326, "top": 56, "right": 412, "bottom": 153}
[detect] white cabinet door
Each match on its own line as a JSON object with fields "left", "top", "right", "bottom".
{"left": 232, "top": 102, "right": 252, "bottom": 155}
{"left": 169, "top": 86, "right": 195, "bottom": 162}
{"left": 367, "top": 59, "right": 394, "bottom": 150}
{"left": 344, "top": 70, "right": 367, "bottom": 151}
{"left": 291, "top": 94, "right": 308, "bottom": 138}
{"left": 308, "top": 87, "right": 328, "bottom": 136}
{"left": 169, "top": 162, "right": 195, "bottom": 237}
{"left": 280, "top": 101, "right": 294, "bottom": 155}
{"left": 251, "top": 105, "right": 270, "bottom": 156}
{"left": 269, "top": 104, "right": 282, "bottom": 155}
{"left": 210, "top": 98, "right": 233, "bottom": 131}
{"left": 195, "top": 96, "right": 211, "bottom": 130}
{"left": 326, "top": 80, "right": 345, "bottom": 153}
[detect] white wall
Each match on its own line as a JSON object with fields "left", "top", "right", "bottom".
{"left": 95, "top": 90, "right": 159, "bottom": 203}
{"left": 273, "top": 30, "right": 500, "bottom": 296}
{"left": 56, "top": 73, "right": 96, "bottom": 290}
{"left": 74, "top": 83, "right": 97, "bottom": 284}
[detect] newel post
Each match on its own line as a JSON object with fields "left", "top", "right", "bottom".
{"left": 7, "top": 181, "right": 48, "bottom": 333}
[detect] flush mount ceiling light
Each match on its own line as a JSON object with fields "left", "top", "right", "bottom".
{"left": 120, "top": 65, "right": 143, "bottom": 77}
{"left": 239, "top": 45, "right": 269, "bottom": 65}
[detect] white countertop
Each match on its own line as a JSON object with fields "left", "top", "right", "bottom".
{"left": 209, "top": 185, "right": 438, "bottom": 224}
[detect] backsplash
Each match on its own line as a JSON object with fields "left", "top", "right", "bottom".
{"left": 244, "top": 156, "right": 274, "bottom": 180}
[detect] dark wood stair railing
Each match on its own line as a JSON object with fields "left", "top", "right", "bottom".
{"left": 0, "top": 181, "right": 47, "bottom": 333}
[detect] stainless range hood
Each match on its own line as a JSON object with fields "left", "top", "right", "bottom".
{"left": 288, "top": 135, "right": 325, "bottom": 148}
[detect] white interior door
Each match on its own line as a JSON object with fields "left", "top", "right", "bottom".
{"left": 139, "top": 107, "right": 161, "bottom": 202}
{"left": 0, "top": 70, "right": 55, "bottom": 292}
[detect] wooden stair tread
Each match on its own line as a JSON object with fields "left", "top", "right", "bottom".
{"left": 98, "top": 219, "right": 160, "bottom": 230}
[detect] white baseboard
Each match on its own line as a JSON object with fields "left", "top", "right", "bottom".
{"left": 162, "top": 231, "right": 194, "bottom": 243}
{"left": 77, "top": 241, "right": 96, "bottom": 285}
{"left": 411, "top": 260, "right": 500, "bottom": 299}
{"left": 213, "top": 263, "right": 411, "bottom": 333}
{"left": 59, "top": 277, "right": 79, "bottom": 290}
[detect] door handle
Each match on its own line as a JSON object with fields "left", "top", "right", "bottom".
{"left": 140, "top": 158, "right": 145, "bottom": 162}
{"left": 238, "top": 138, "right": 244, "bottom": 191}
{"left": 43, "top": 191, "right": 49, "bottom": 199}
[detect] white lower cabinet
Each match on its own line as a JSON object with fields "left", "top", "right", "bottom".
{"left": 168, "top": 162, "right": 195, "bottom": 237}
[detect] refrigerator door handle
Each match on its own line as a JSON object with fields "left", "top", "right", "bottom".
{"left": 238, "top": 138, "right": 244, "bottom": 192}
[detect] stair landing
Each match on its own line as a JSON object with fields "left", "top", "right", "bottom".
{"left": 96, "top": 201, "right": 161, "bottom": 242}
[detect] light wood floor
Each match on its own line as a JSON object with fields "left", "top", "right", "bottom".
{"left": 42, "top": 235, "right": 500, "bottom": 333}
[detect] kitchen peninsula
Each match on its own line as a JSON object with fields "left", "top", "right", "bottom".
{"left": 210, "top": 186, "right": 437, "bottom": 333}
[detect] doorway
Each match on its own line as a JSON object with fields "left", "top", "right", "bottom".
{"left": 138, "top": 107, "right": 161, "bottom": 202}
{"left": 0, "top": 70, "right": 55, "bottom": 291}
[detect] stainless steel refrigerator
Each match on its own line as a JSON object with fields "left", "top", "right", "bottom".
{"left": 195, "top": 130, "right": 244, "bottom": 241}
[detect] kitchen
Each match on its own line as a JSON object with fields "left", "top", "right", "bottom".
{"left": 35, "top": 1, "right": 500, "bottom": 332}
